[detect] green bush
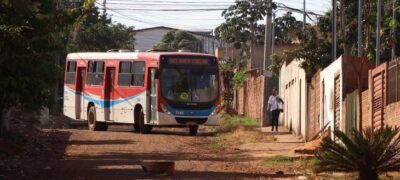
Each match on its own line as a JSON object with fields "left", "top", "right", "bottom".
{"left": 232, "top": 69, "right": 247, "bottom": 88}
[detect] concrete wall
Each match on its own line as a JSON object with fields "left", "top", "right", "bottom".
{"left": 280, "top": 59, "right": 307, "bottom": 137}
{"left": 320, "top": 56, "right": 343, "bottom": 137}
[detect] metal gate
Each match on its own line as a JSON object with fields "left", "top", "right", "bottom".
{"left": 370, "top": 64, "right": 387, "bottom": 131}
{"left": 334, "top": 75, "right": 341, "bottom": 132}
{"left": 387, "top": 59, "right": 400, "bottom": 104}
{"left": 345, "top": 90, "right": 358, "bottom": 134}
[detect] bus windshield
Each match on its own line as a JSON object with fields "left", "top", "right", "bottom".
{"left": 161, "top": 66, "right": 218, "bottom": 104}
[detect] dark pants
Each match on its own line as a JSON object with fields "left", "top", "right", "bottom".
{"left": 271, "top": 110, "right": 280, "bottom": 131}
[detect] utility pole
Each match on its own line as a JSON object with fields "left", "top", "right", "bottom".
{"left": 332, "top": 0, "right": 337, "bottom": 61}
{"left": 272, "top": 12, "right": 276, "bottom": 55}
{"left": 303, "top": 0, "right": 306, "bottom": 33}
{"left": 358, "top": 0, "right": 363, "bottom": 57}
{"left": 376, "top": 0, "right": 381, "bottom": 66}
{"left": 392, "top": 0, "right": 397, "bottom": 61}
{"left": 262, "top": 0, "right": 273, "bottom": 127}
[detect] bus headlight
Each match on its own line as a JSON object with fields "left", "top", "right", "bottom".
{"left": 161, "top": 104, "right": 171, "bottom": 115}
{"left": 211, "top": 105, "right": 221, "bottom": 116}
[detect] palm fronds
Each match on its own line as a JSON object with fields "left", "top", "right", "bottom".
{"left": 315, "top": 126, "right": 400, "bottom": 180}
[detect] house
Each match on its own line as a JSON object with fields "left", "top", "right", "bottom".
{"left": 319, "top": 56, "right": 373, "bottom": 138}
{"left": 278, "top": 56, "right": 374, "bottom": 141}
{"left": 133, "top": 26, "right": 220, "bottom": 54}
{"left": 279, "top": 59, "right": 307, "bottom": 138}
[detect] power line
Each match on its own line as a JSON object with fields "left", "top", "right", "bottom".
{"left": 99, "top": 0, "right": 326, "bottom": 30}
{"left": 99, "top": 8, "right": 226, "bottom": 11}
{"left": 108, "top": 0, "right": 234, "bottom": 4}
{"left": 107, "top": 3, "right": 233, "bottom": 6}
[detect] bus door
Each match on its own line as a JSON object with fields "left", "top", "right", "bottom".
{"left": 76, "top": 67, "right": 86, "bottom": 120}
{"left": 104, "top": 67, "right": 115, "bottom": 121}
{"left": 147, "top": 69, "right": 158, "bottom": 123}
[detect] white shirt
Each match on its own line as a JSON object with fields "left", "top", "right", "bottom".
{"left": 268, "top": 95, "right": 280, "bottom": 111}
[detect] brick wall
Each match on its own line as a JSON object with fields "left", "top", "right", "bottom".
{"left": 308, "top": 71, "right": 320, "bottom": 141}
{"left": 236, "top": 87, "right": 245, "bottom": 115}
{"left": 361, "top": 90, "right": 370, "bottom": 129}
{"left": 386, "top": 101, "right": 400, "bottom": 127}
{"left": 245, "top": 73, "right": 264, "bottom": 120}
{"left": 235, "top": 73, "right": 264, "bottom": 121}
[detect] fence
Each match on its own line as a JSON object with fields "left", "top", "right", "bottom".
{"left": 387, "top": 59, "right": 400, "bottom": 104}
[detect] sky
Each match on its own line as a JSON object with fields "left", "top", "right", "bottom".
{"left": 99, "top": 0, "right": 332, "bottom": 32}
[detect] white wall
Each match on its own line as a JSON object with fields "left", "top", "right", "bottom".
{"left": 279, "top": 59, "right": 307, "bottom": 138}
{"left": 134, "top": 28, "right": 170, "bottom": 52}
{"left": 319, "top": 56, "right": 343, "bottom": 138}
{"left": 134, "top": 28, "right": 220, "bottom": 54}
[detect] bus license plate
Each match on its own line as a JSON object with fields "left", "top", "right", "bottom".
{"left": 186, "top": 121, "right": 197, "bottom": 126}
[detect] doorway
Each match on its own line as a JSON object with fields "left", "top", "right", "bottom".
{"left": 104, "top": 67, "right": 115, "bottom": 121}
{"left": 148, "top": 69, "right": 157, "bottom": 123}
{"left": 75, "top": 67, "right": 86, "bottom": 119}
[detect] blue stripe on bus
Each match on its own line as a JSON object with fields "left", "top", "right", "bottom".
{"left": 165, "top": 104, "right": 214, "bottom": 117}
{"left": 66, "top": 88, "right": 143, "bottom": 108}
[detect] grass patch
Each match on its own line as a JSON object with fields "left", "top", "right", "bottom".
{"left": 261, "top": 156, "right": 317, "bottom": 173}
{"left": 262, "top": 155, "right": 292, "bottom": 164}
{"left": 208, "top": 114, "right": 275, "bottom": 150}
{"left": 227, "top": 126, "right": 276, "bottom": 144}
{"left": 208, "top": 141, "right": 223, "bottom": 150}
{"left": 215, "top": 114, "right": 259, "bottom": 133}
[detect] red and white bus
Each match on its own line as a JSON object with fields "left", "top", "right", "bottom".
{"left": 63, "top": 51, "right": 222, "bottom": 135}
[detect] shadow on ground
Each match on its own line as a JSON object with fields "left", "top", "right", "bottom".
{"left": 49, "top": 151, "right": 299, "bottom": 179}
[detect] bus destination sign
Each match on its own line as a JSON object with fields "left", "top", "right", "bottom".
{"left": 168, "top": 58, "right": 210, "bottom": 65}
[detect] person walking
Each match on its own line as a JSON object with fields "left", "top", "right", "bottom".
{"left": 267, "top": 89, "right": 284, "bottom": 132}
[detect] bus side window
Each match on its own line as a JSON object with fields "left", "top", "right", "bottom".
{"left": 118, "top": 61, "right": 132, "bottom": 86}
{"left": 86, "top": 61, "right": 94, "bottom": 85}
{"left": 94, "top": 61, "right": 104, "bottom": 85}
{"left": 132, "top": 61, "right": 145, "bottom": 86}
{"left": 87, "top": 61, "right": 104, "bottom": 86}
{"left": 66, "top": 61, "right": 76, "bottom": 84}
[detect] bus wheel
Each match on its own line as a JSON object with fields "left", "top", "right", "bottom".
{"left": 88, "top": 106, "right": 107, "bottom": 131}
{"left": 133, "top": 123, "right": 140, "bottom": 132}
{"left": 139, "top": 109, "right": 152, "bottom": 134}
{"left": 189, "top": 125, "right": 198, "bottom": 136}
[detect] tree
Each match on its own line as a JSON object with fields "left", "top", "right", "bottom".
{"left": 216, "top": 0, "right": 273, "bottom": 60}
{"left": 315, "top": 127, "right": 400, "bottom": 180}
{"left": 154, "top": 30, "right": 201, "bottom": 52}
{"left": 274, "top": 12, "right": 303, "bottom": 45}
{"left": 68, "top": 6, "right": 135, "bottom": 52}
{"left": 0, "top": 0, "right": 94, "bottom": 134}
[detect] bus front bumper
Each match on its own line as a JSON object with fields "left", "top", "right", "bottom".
{"left": 157, "top": 112, "right": 220, "bottom": 126}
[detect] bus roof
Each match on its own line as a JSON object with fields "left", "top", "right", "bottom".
{"left": 67, "top": 52, "right": 216, "bottom": 60}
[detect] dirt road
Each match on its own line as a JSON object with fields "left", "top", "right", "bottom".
{"left": 45, "top": 124, "right": 299, "bottom": 179}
